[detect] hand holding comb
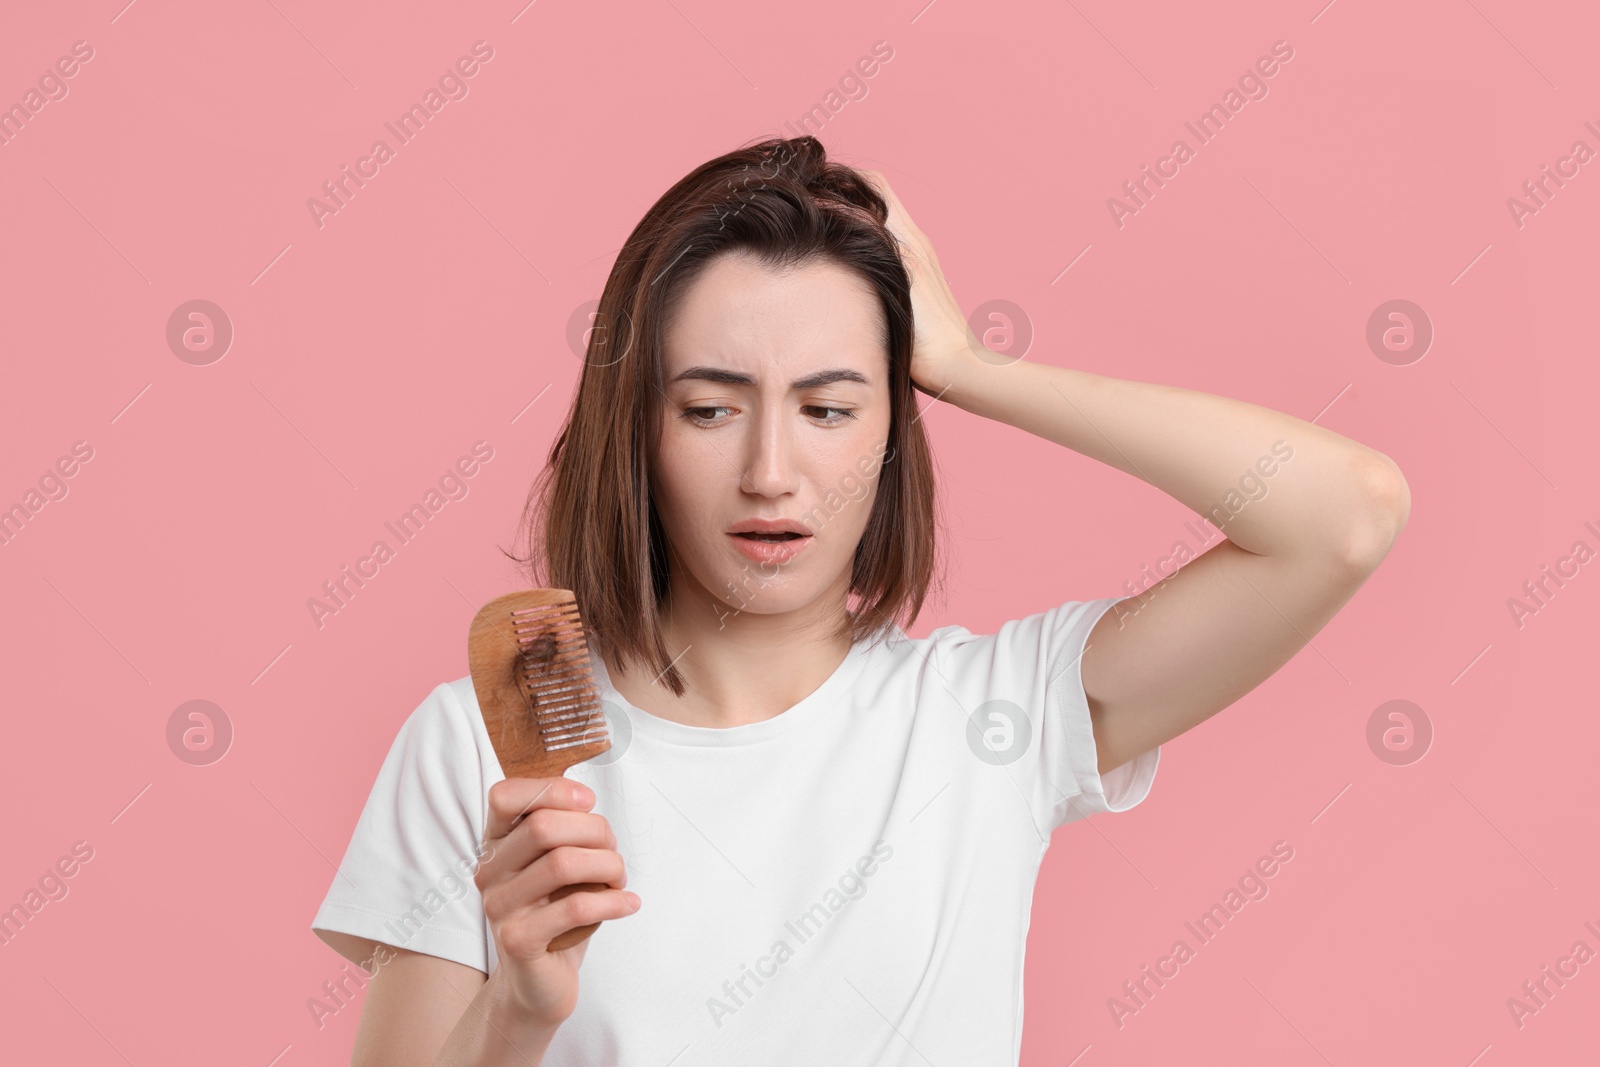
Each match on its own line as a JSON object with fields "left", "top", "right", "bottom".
{"left": 468, "top": 589, "right": 613, "bottom": 951}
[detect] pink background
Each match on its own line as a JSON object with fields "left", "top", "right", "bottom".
{"left": 2, "top": 0, "right": 1596, "bottom": 1063}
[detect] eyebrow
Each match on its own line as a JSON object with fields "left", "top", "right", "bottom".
{"left": 669, "top": 366, "right": 871, "bottom": 390}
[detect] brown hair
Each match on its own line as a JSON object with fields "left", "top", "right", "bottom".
{"left": 510, "top": 135, "right": 944, "bottom": 696}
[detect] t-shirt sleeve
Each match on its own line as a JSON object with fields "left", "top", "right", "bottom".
{"left": 927, "top": 594, "right": 1160, "bottom": 833}
{"left": 310, "top": 680, "right": 492, "bottom": 974}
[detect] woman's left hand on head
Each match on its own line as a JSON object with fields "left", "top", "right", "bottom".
{"left": 861, "top": 169, "right": 986, "bottom": 398}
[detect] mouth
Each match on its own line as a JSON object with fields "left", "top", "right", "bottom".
{"left": 727, "top": 518, "right": 813, "bottom": 540}
{"left": 731, "top": 532, "right": 808, "bottom": 543}
{"left": 726, "top": 522, "right": 815, "bottom": 564}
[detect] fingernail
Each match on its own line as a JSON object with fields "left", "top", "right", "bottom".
{"left": 625, "top": 892, "right": 641, "bottom": 910}
{"left": 576, "top": 784, "right": 595, "bottom": 805}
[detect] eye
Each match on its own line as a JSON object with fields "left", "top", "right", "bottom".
{"left": 679, "top": 406, "right": 733, "bottom": 425}
{"left": 805, "top": 406, "right": 859, "bottom": 425}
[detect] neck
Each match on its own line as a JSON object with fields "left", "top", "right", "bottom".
{"left": 605, "top": 577, "right": 855, "bottom": 730}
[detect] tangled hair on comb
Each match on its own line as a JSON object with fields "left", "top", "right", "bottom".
{"left": 508, "top": 135, "right": 946, "bottom": 697}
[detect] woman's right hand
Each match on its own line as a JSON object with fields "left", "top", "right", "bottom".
{"left": 474, "top": 776, "right": 640, "bottom": 1031}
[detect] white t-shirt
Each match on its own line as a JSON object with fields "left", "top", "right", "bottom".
{"left": 312, "top": 594, "right": 1160, "bottom": 1065}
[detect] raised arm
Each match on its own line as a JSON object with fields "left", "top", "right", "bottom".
{"left": 864, "top": 170, "right": 1411, "bottom": 776}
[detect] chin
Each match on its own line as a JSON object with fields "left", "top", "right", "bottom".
{"left": 715, "top": 579, "right": 813, "bottom": 618}
{"left": 701, "top": 562, "right": 833, "bottom": 620}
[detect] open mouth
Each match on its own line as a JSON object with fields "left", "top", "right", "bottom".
{"left": 733, "top": 532, "right": 806, "bottom": 542}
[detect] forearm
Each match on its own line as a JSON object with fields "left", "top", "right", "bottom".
{"left": 430, "top": 970, "right": 558, "bottom": 1067}
{"left": 938, "top": 351, "right": 1407, "bottom": 561}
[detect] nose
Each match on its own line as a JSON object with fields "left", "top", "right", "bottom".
{"left": 741, "top": 404, "right": 800, "bottom": 497}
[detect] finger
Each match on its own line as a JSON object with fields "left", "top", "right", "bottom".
{"left": 498, "top": 888, "right": 641, "bottom": 961}
{"left": 478, "top": 807, "right": 616, "bottom": 881}
{"left": 863, "top": 170, "right": 900, "bottom": 215}
{"left": 484, "top": 777, "right": 593, "bottom": 842}
{"left": 522, "top": 843, "right": 629, "bottom": 900}
{"left": 482, "top": 845, "right": 628, "bottom": 923}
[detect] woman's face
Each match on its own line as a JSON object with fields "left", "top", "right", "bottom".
{"left": 653, "top": 251, "right": 894, "bottom": 625}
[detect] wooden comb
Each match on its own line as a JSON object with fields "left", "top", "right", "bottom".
{"left": 468, "top": 589, "right": 613, "bottom": 951}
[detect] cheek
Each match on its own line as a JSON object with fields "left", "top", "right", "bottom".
{"left": 651, "top": 434, "right": 716, "bottom": 528}
{"left": 816, "top": 448, "right": 885, "bottom": 536}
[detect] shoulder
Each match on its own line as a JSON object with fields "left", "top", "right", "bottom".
{"left": 907, "top": 598, "right": 1120, "bottom": 671}
{"left": 382, "top": 676, "right": 500, "bottom": 803}
{"left": 311, "top": 675, "right": 499, "bottom": 975}
{"left": 396, "top": 676, "right": 482, "bottom": 748}
{"left": 863, "top": 598, "right": 1124, "bottom": 719}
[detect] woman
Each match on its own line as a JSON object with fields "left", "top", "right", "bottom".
{"left": 311, "top": 136, "right": 1409, "bottom": 1065}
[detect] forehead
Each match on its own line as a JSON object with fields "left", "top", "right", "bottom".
{"left": 661, "top": 252, "right": 886, "bottom": 378}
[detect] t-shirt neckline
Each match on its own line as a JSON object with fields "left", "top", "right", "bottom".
{"left": 586, "top": 632, "right": 882, "bottom": 748}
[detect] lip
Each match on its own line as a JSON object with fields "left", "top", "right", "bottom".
{"left": 727, "top": 518, "right": 813, "bottom": 536}
{"left": 727, "top": 529, "right": 813, "bottom": 566}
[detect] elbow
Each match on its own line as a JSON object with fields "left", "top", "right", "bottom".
{"left": 1333, "top": 452, "right": 1411, "bottom": 572}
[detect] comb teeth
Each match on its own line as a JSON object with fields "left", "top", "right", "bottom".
{"left": 469, "top": 589, "right": 613, "bottom": 781}
{"left": 510, "top": 601, "right": 610, "bottom": 753}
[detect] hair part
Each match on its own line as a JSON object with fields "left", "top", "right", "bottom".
{"left": 507, "top": 135, "right": 946, "bottom": 697}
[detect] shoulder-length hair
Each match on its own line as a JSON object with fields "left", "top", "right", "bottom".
{"left": 510, "top": 135, "right": 944, "bottom": 697}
